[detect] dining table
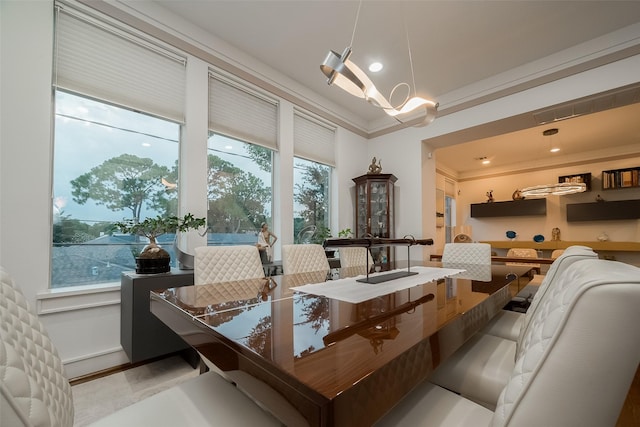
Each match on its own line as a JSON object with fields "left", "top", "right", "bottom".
{"left": 149, "top": 262, "right": 532, "bottom": 426}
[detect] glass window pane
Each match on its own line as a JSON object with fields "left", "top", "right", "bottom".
{"left": 206, "top": 133, "right": 273, "bottom": 246}
{"left": 52, "top": 91, "right": 180, "bottom": 288}
{"left": 293, "top": 157, "right": 331, "bottom": 243}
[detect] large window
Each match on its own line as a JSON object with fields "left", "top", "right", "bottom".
{"left": 206, "top": 133, "right": 274, "bottom": 246}
{"left": 51, "top": 91, "right": 180, "bottom": 288}
{"left": 293, "top": 157, "right": 331, "bottom": 243}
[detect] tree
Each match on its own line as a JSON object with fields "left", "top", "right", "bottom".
{"left": 70, "top": 154, "right": 173, "bottom": 222}
{"left": 207, "top": 154, "right": 271, "bottom": 232}
{"left": 245, "top": 144, "right": 273, "bottom": 173}
{"left": 294, "top": 162, "right": 330, "bottom": 239}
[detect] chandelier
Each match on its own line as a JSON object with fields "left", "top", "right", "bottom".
{"left": 520, "top": 128, "right": 586, "bottom": 197}
{"left": 320, "top": 2, "right": 438, "bottom": 127}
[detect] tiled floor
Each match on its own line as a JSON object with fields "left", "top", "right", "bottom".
{"left": 71, "top": 355, "right": 199, "bottom": 426}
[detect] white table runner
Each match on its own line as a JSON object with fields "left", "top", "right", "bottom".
{"left": 290, "top": 266, "right": 465, "bottom": 303}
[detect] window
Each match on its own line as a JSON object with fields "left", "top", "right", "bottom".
{"left": 293, "top": 157, "right": 331, "bottom": 243}
{"left": 51, "top": 91, "right": 180, "bottom": 288}
{"left": 206, "top": 133, "right": 274, "bottom": 246}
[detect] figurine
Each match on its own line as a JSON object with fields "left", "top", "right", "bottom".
{"left": 367, "top": 157, "right": 382, "bottom": 174}
{"left": 486, "top": 190, "right": 494, "bottom": 203}
{"left": 512, "top": 189, "right": 524, "bottom": 200}
{"left": 552, "top": 227, "right": 560, "bottom": 241}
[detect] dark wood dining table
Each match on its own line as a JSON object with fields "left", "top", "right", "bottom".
{"left": 149, "top": 263, "right": 531, "bottom": 427}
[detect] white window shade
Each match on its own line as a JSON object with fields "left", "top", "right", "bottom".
{"left": 294, "top": 111, "right": 336, "bottom": 167}
{"left": 54, "top": 6, "right": 186, "bottom": 123}
{"left": 208, "top": 73, "right": 278, "bottom": 150}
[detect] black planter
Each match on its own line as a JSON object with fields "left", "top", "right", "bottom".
{"left": 135, "top": 257, "right": 171, "bottom": 274}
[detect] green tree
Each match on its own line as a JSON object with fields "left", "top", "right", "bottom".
{"left": 70, "top": 154, "right": 174, "bottom": 222}
{"left": 245, "top": 144, "right": 273, "bottom": 173}
{"left": 207, "top": 154, "right": 270, "bottom": 232}
{"left": 294, "top": 162, "right": 330, "bottom": 239}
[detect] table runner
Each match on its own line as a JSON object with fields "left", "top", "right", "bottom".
{"left": 291, "top": 266, "right": 465, "bottom": 303}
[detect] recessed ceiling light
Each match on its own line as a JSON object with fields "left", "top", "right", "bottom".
{"left": 482, "top": 159, "right": 491, "bottom": 165}
{"left": 225, "top": 145, "right": 233, "bottom": 150}
{"left": 368, "top": 62, "right": 383, "bottom": 72}
{"left": 550, "top": 147, "right": 560, "bottom": 153}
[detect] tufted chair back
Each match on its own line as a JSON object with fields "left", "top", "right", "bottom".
{"left": 515, "top": 245, "right": 598, "bottom": 352}
{"left": 505, "top": 248, "right": 540, "bottom": 271}
{"left": 0, "top": 267, "right": 74, "bottom": 427}
{"left": 442, "top": 243, "right": 491, "bottom": 265}
{"left": 281, "top": 244, "right": 330, "bottom": 275}
{"left": 194, "top": 245, "right": 265, "bottom": 285}
{"left": 338, "top": 247, "right": 374, "bottom": 274}
{"left": 493, "top": 259, "right": 640, "bottom": 426}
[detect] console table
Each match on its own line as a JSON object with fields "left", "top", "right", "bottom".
{"left": 121, "top": 269, "right": 199, "bottom": 367}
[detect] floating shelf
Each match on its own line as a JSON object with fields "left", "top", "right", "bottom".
{"left": 471, "top": 198, "right": 546, "bottom": 218}
{"left": 567, "top": 199, "right": 640, "bottom": 221}
{"left": 558, "top": 172, "right": 591, "bottom": 191}
{"left": 602, "top": 167, "right": 640, "bottom": 190}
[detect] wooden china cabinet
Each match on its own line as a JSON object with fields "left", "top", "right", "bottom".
{"left": 353, "top": 173, "right": 397, "bottom": 270}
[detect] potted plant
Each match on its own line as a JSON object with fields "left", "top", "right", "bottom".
{"left": 337, "top": 228, "right": 353, "bottom": 238}
{"left": 114, "top": 213, "right": 206, "bottom": 274}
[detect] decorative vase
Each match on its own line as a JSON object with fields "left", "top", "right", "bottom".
{"left": 135, "top": 257, "right": 171, "bottom": 274}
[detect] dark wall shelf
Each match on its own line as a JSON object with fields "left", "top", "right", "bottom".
{"left": 567, "top": 199, "right": 640, "bottom": 221}
{"left": 602, "top": 167, "right": 640, "bottom": 190}
{"left": 471, "top": 198, "right": 546, "bottom": 218}
{"left": 558, "top": 172, "right": 591, "bottom": 191}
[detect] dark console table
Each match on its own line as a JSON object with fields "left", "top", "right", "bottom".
{"left": 121, "top": 269, "right": 199, "bottom": 367}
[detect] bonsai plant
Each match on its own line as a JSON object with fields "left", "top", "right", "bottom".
{"left": 114, "top": 213, "right": 206, "bottom": 274}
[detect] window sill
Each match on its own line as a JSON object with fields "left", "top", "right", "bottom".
{"left": 36, "top": 282, "right": 121, "bottom": 315}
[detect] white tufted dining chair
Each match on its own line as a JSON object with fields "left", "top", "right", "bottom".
{"left": 376, "top": 259, "right": 640, "bottom": 426}
{"left": 0, "top": 267, "right": 286, "bottom": 427}
{"left": 281, "top": 244, "right": 330, "bottom": 275}
{"left": 441, "top": 242, "right": 491, "bottom": 265}
{"left": 428, "top": 246, "right": 599, "bottom": 409}
{"left": 338, "top": 247, "right": 374, "bottom": 274}
{"left": 194, "top": 245, "right": 265, "bottom": 285}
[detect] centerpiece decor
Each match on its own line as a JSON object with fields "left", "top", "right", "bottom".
{"left": 114, "top": 213, "right": 206, "bottom": 274}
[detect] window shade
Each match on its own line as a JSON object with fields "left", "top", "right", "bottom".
{"left": 293, "top": 111, "right": 336, "bottom": 167}
{"left": 54, "top": 6, "right": 186, "bottom": 122}
{"left": 208, "top": 72, "right": 278, "bottom": 150}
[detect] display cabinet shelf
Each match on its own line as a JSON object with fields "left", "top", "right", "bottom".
{"left": 558, "top": 172, "right": 591, "bottom": 191}
{"left": 353, "top": 173, "right": 396, "bottom": 270}
{"left": 602, "top": 167, "right": 640, "bottom": 190}
{"left": 470, "top": 198, "right": 546, "bottom": 218}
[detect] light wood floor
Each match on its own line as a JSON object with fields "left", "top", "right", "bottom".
{"left": 71, "top": 355, "right": 198, "bottom": 426}
{"left": 617, "top": 365, "right": 640, "bottom": 427}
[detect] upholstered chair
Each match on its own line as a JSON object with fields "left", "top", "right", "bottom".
{"left": 551, "top": 248, "right": 565, "bottom": 259}
{"left": 505, "top": 247, "right": 541, "bottom": 273}
{"left": 428, "top": 246, "right": 598, "bottom": 409}
{"left": 442, "top": 242, "right": 491, "bottom": 265}
{"left": 0, "top": 267, "right": 286, "bottom": 427}
{"left": 194, "top": 245, "right": 265, "bottom": 285}
{"left": 441, "top": 243, "right": 492, "bottom": 281}
{"left": 338, "top": 247, "right": 374, "bottom": 276}
{"left": 281, "top": 244, "right": 330, "bottom": 275}
{"left": 377, "top": 259, "right": 640, "bottom": 426}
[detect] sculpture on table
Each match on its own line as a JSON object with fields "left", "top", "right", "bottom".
{"left": 552, "top": 227, "right": 560, "bottom": 241}
{"left": 367, "top": 157, "right": 382, "bottom": 174}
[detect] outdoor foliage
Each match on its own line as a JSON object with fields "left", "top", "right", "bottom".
{"left": 207, "top": 154, "right": 271, "bottom": 233}
{"left": 70, "top": 154, "right": 174, "bottom": 222}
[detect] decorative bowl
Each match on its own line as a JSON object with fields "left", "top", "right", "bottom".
{"left": 533, "top": 234, "right": 545, "bottom": 243}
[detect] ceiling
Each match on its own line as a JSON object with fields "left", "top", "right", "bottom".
{"left": 136, "top": 1, "right": 640, "bottom": 175}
